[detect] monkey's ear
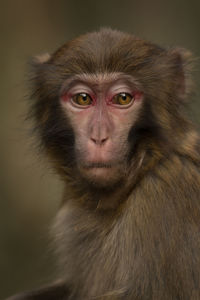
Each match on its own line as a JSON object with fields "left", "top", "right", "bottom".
{"left": 33, "top": 53, "right": 51, "bottom": 64}
{"left": 30, "top": 53, "right": 61, "bottom": 99}
{"left": 168, "top": 48, "right": 194, "bottom": 100}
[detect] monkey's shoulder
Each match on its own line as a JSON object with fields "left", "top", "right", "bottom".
{"left": 154, "top": 153, "right": 200, "bottom": 184}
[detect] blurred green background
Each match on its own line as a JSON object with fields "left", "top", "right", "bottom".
{"left": 0, "top": 0, "right": 200, "bottom": 298}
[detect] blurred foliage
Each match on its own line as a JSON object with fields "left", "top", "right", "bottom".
{"left": 0, "top": 0, "right": 200, "bottom": 298}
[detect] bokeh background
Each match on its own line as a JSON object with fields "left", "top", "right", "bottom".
{"left": 0, "top": 0, "right": 200, "bottom": 298}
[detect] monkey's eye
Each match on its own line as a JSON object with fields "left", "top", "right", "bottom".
{"left": 72, "top": 93, "right": 92, "bottom": 106}
{"left": 112, "top": 93, "right": 133, "bottom": 106}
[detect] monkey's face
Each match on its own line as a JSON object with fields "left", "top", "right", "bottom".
{"left": 60, "top": 73, "right": 143, "bottom": 186}
{"left": 33, "top": 29, "right": 189, "bottom": 188}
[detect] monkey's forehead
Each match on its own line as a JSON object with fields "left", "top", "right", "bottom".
{"left": 33, "top": 28, "right": 192, "bottom": 102}
{"left": 48, "top": 28, "right": 165, "bottom": 75}
{"left": 60, "top": 72, "right": 140, "bottom": 91}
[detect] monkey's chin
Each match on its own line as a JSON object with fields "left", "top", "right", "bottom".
{"left": 79, "top": 165, "right": 124, "bottom": 188}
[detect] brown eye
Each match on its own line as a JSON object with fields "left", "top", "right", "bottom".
{"left": 72, "top": 93, "right": 92, "bottom": 106}
{"left": 112, "top": 93, "right": 133, "bottom": 106}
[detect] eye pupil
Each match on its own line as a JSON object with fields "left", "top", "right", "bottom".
{"left": 121, "top": 94, "right": 127, "bottom": 101}
{"left": 81, "top": 94, "right": 87, "bottom": 101}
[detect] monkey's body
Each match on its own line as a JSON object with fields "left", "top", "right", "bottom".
{"left": 54, "top": 153, "right": 200, "bottom": 300}
{"left": 7, "top": 29, "right": 200, "bottom": 299}
{"left": 9, "top": 151, "right": 200, "bottom": 300}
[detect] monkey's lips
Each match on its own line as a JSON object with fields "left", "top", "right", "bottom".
{"left": 79, "top": 161, "right": 124, "bottom": 186}
{"left": 84, "top": 162, "right": 113, "bottom": 169}
{"left": 82, "top": 162, "right": 112, "bottom": 176}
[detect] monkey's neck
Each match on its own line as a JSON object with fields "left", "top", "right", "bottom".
{"left": 62, "top": 181, "right": 128, "bottom": 211}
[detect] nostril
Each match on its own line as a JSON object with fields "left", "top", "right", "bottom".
{"left": 101, "top": 138, "right": 108, "bottom": 145}
{"left": 90, "top": 137, "right": 108, "bottom": 145}
{"left": 91, "top": 138, "right": 97, "bottom": 144}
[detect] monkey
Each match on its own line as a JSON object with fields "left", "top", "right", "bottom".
{"left": 7, "top": 28, "right": 200, "bottom": 299}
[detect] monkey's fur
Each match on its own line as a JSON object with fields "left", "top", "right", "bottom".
{"left": 8, "top": 29, "right": 200, "bottom": 299}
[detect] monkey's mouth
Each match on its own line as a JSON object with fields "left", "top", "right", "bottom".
{"left": 83, "top": 162, "right": 112, "bottom": 169}
{"left": 80, "top": 162, "right": 114, "bottom": 178}
{"left": 79, "top": 161, "right": 125, "bottom": 186}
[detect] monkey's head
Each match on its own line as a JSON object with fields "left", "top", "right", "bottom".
{"left": 31, "top": 28, "right": 192, "bottom": 189}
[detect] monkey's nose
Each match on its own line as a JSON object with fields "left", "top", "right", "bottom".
{"left": 90, "top": 137, "right": 109, "bottom": 146}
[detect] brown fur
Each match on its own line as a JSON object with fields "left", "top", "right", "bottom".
{"left": 9, "top": 28, "right": 200, "bottom": 299}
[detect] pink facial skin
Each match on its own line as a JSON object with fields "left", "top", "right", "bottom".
{"left": 60, "top": 73, "right": 143, "bottom": 184}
